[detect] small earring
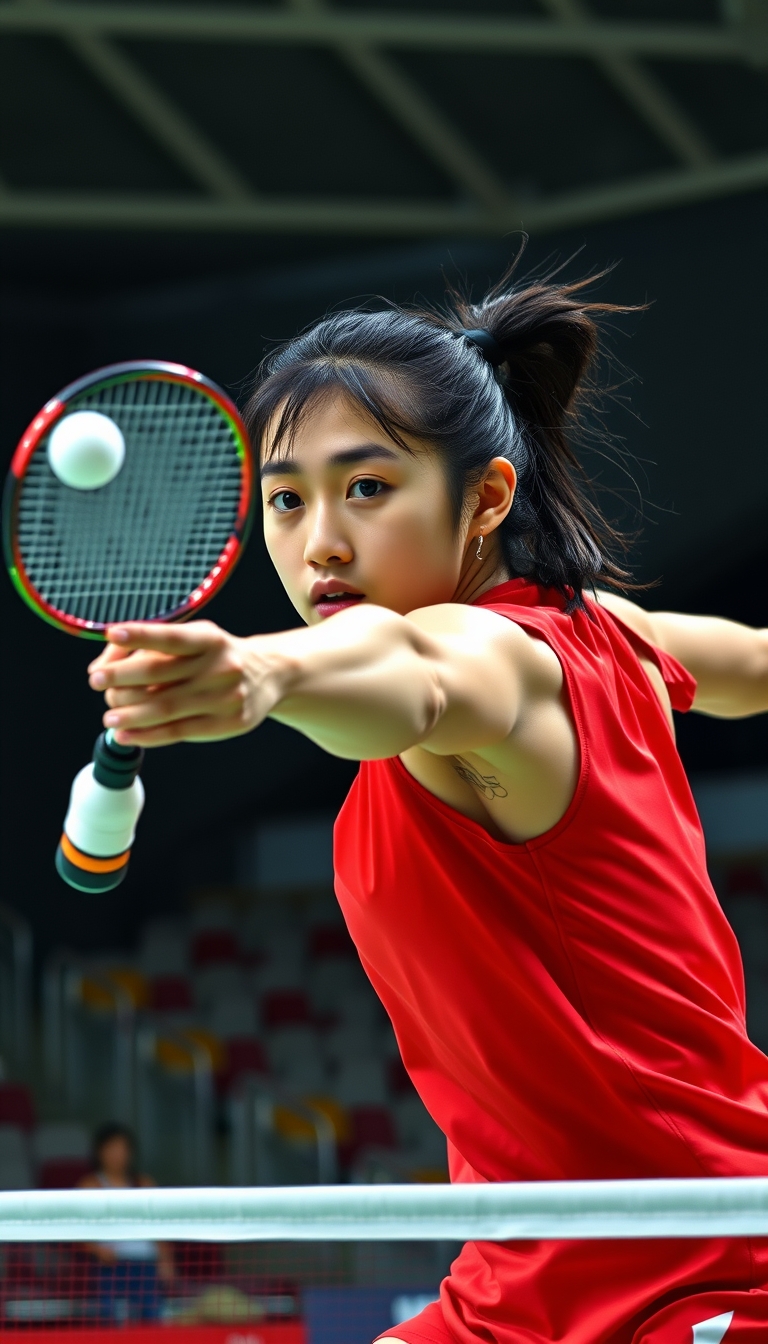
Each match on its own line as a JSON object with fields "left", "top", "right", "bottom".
{"left": 475, "top": 533, "right": 484, "bottom": 561}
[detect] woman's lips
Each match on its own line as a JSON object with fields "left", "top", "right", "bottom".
{"left": 314, "top": 594, "right": 365, "bottom": 619}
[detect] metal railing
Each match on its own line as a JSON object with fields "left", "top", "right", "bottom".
{"left": 229, "top": 1076, "right": 338, "bottom": 1186}
{"left": 136, "top": 1027, "right": 214, "bottom": 1186}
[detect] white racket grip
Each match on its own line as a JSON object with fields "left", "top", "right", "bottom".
{"left": 63, "top": 764, "right": 145, "bottom": 858}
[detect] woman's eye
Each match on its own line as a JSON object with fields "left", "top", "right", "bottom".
{"left": 349, "top": 478, "right": 386, "bottom": 500}
{"left": 270, "top": 490, "right": 303, "bottom": 513}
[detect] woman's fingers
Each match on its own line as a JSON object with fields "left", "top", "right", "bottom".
{"left": 88, "top": 619, "right": 266, "bottom": 748}
{"left": 90, "top": 651, "right": 204, "bottom": 690}
{"left": 103, "top": 684, "right": 243, "bottom": 733}
{"left": 88, "top": 621, "right": 229, "bottom": 689}
{"left": 88, "top": 642, "right": 138, "bottom": 673}
{"left": 104, "top": 620, "right": 224, "bottom": 656}
{"left": 104, "top": 671, "right": 238, "bottom": 710}
{"left": 111, "top": 715, "right": 244, "bottom": 748}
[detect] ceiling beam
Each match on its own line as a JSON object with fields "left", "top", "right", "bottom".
{"left": 287, "top": 0, "right": 513, "bottom": 214}
{"left": 42, "top": 26, "right": 256, "bottom": 200}
{"left": 0, "top": 151, "right": 766, "bottom": 235}
{"left": 0, "top": 6, "right": 749, "bottom": 62}
{"left": 64, "top": 33, "right": 255, "bottom": 200}
{"left": 539, "top": 0, "right": 716, "bottom": 168}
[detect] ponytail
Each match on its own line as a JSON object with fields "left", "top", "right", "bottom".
{"left": 453, "top": 275, "right": 633, "bottom": 600}
{"left": 245, "top": 261, "right": 638, "bottom": 606}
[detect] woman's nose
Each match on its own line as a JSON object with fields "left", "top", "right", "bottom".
{"left": 304, "top": 507, "right": 353, "bottom": 567}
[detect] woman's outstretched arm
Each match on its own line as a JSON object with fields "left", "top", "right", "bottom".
{"left": 86, "top": 602, "right": 540, "bottom": 757}
{"left": 596, "top": 592, "right": 768, "bottom": 718}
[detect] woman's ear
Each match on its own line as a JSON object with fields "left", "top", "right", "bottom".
{"left": 471, "top": 457, "right": 516, "bottom": 545}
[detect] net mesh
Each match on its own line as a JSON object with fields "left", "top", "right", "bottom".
{"left": 0, "top": 1237, "right": 448, "bottom": 1337}
{"left": 16, "top": 378, "right": 244, "bottom": 626}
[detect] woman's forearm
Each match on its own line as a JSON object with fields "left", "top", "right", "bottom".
{"left": 255, "top": 604, "right": 446, "bottom": 759}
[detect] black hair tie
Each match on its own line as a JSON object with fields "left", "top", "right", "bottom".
{"left": 461, "top": 327, "right": 505, "bottom": 368}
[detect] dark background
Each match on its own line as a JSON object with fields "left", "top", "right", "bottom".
{"left": 1, "top": 2, "right": 767, "bottom": 959}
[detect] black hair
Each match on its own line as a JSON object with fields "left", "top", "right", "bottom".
{"left": 244, "top": 263, "right": 635, "bottom": 606}
{"left": 93, "top": 1122, "right": 136, "bottom": 1167}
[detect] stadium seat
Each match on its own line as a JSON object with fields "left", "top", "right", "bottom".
{"left": 0, "top": 1124, "right": 33, "bottom": 1189}
{"left": 218, "top": 1036, "right": 269, "bottom": 1094}
{"left": 149, "top": 974, "right": 193, "bottom": 1011}
{"left": 263, "top": 989, "right": 311, "bottom": 1028}
{"left": 340, "top": 1104, "right": 397, "bottom": 1168}
{"left": 0, "top": 1082, "right": 35, "bottom": 1131}
{"left": 208, "top": 992, "right": 259, "bottom": 1038}
{"left": 253, "top": 957, "right": 306, "bottom": 993}
{"left": 394, "top": 1095, "right": 447, "bottom": 1166}
{"left": 334, "top": 1057, "right": 389, "bottom": 1106}
{"left": 194, "top": 964, "right": 247, "bottom": 1007}
{"left": 308, "top": 957, "right": 368, "bottom": 1014}
{"left": 33, "top": 1120, "right": 90, "bottom": 1163}
{"left": 191, "top": 929, "right": 240, "bottom": 967}
{"left": 37, "top": 1156, "right": 92, "bottom": 1188}
{"left": 138, "top": 918, "right": 189, "bottom": 976}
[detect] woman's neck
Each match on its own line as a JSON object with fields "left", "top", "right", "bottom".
{"left": 452, "top": 547, "right": 510, "bottom": 606}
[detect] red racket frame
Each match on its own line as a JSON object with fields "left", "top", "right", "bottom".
{"left": 3, "top": 361, "right": 254, "bottom": 639}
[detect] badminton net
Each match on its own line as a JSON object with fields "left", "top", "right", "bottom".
{"left": 0, "top": 1180, "right": 766, "bottom": 1337}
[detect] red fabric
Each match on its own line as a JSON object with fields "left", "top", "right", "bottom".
{"left": 334, "top": 579, "right": 768, "bottom": 1344}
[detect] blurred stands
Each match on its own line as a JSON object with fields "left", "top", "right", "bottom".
{"left": 0, "top": 852, "right": 765, "bottom": 1193}
{"left": 36, "top": 889, "right": 448, "bottom": 1187}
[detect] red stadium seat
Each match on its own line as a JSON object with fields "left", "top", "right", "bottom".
{"left": 262, "top": 989, "right": 311, "bottom": 1028}
{"left": 38, "top": 1156, "right": 93, "bottom": 1188}
{"left": 217, "top": 1037, "right": 269, "bottom": 1094}
{"left": 0, "top": 1083, "right": 35, "bottom": 1132}
{"left": 149, "top": 974, "right": 193, "bottom": 1011}
{"left": 350, "top": 1104, "right": 397, "bottom": 1150}
{"left": 191, "top": 929, "right": 240, "bottom": 966}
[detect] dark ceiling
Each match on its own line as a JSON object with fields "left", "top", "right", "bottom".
{"left": 1, "top": 0, "right": 767, "bottom": 294}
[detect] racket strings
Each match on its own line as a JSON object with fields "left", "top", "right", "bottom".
{"left": 16, "top": 378, "right": 244, "bottom": 625}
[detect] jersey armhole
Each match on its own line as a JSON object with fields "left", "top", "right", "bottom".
{"left": 597, "top": 607, "right": 697, "bottom": 713}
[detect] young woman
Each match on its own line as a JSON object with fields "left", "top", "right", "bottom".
{"left": 79, "top": 1122, "right": 174, "bottom": 1319}
{"left": 87, "top": 276, "right": 768, "bottom": 1342}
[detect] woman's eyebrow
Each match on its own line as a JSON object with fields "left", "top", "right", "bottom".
{"left": 261, "top": 443, "right": 400, "bottom": 479}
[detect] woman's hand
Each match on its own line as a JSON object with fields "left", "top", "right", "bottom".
{"left": 87, "top": 621, "right": 282, "bottom": 747}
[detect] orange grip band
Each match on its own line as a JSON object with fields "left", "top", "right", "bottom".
{"left": 60, "top": 833, "right": 130, "bottom": 874}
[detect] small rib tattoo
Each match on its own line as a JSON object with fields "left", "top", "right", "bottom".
{"left": 453, "top": 758, "right": 509, "bottom": 800}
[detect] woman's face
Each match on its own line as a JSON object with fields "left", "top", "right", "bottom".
{"left": 262, "top": 395, "right": 477, "bottom": 624}
{"left": 98, "top": 1135, "right": 132, "bottom": 1178}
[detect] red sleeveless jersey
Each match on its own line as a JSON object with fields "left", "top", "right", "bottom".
{"left": 333, "top": 579, "right": 768, "bottom": 1343}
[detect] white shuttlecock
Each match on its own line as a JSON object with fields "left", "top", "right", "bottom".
{"left": 47, "top": 411, "right": 125, "bottom": 490}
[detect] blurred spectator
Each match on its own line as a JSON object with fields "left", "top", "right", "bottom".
{"left": 78, "top": 1122, "right": 173, "bottom": 1321}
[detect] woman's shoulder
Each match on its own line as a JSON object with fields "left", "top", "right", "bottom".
{"left": 590, "top": 590, "right": 660, "bottom": 644}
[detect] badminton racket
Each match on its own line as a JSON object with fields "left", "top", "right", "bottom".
{"left": 3, "top": 359, "right": 254, "bottom": 637}
{"left": 2, "top": 360, "right": 255, "bottom": 891}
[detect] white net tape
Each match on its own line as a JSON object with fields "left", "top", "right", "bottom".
{"left": 0, "top": 1180, "right": 767, "bottom": 1243}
